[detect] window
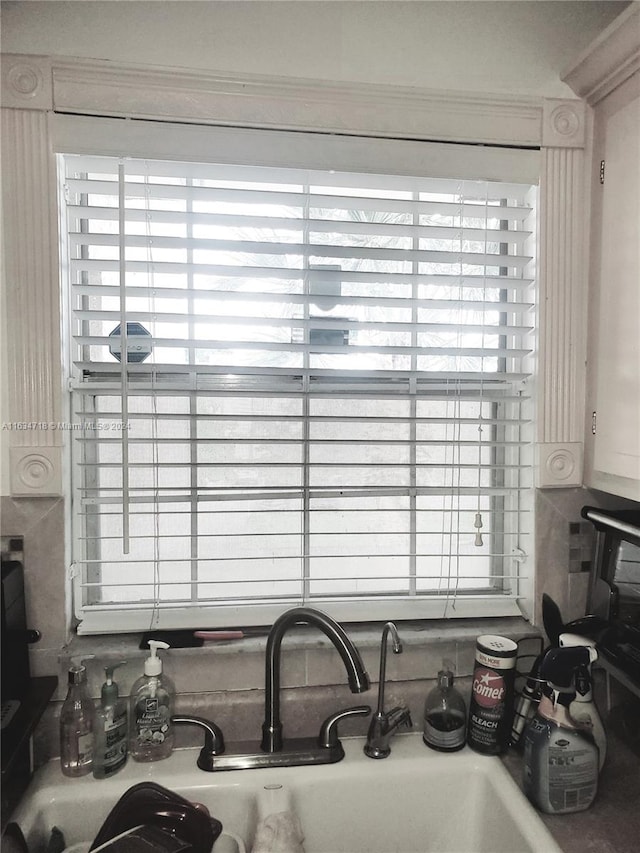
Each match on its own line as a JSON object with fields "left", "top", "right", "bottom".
{"left": 60, "top": 132, "right": 536, "bottom": 633}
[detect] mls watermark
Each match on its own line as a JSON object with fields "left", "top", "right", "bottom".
{"left": 1, "top": 421, "right": 131, "bottom": 431}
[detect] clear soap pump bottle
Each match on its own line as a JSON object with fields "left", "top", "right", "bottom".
{"left": 423, "top": 659, "right": 467, "bottom": 752}
{"left": 130, "top": 639, "right": 175, "bottom": 762}
{"left": 60, "top": 655, "right": 95, "bottom": 777}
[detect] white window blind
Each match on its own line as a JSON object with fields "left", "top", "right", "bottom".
{"left": 61, "top": 150, "right": 536, "bottom": 634}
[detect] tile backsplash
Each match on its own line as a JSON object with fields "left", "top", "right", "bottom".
{"left": 33, "top": 616, "right": 537, "bottom": 766}
{"left": 534, "top": 487, "right": 639, "bottom": 626}
{"left": 0, "top": 496, "right": 67, "bottom": 677}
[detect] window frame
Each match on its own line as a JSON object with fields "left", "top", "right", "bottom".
{"left": 54, "top": 116, "right": 539, "bottom": 634}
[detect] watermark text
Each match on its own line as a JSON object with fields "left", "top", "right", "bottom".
{"left": 2, "top": 421, "right": 130, "bottom": 431}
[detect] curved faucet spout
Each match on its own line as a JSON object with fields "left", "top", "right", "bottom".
{"left": 376, "top": 621, "right": 402, "bottom": 716}
{"left": 364, "top": 621, "right": 411, "bottom": 758}
{"left": 261, "top": 606, "right": 370, "bottom": 753}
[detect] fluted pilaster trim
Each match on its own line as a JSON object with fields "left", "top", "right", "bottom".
{"left": 2, "top": 108, "right": 63, "bottom": 495}
{"left": 536, "top": 145, "right": 587, "bottom": 488}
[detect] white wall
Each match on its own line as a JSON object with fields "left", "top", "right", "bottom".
{"left": 0, "top": 0, "right": 629, "bottom": 98}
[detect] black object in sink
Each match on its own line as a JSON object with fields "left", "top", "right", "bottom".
{"left": 89, "top": 782, "right": 222, "bottom": 853}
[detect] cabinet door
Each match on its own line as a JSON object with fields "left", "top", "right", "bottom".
{"left": 586, "top": 70, "right": 640, "bottom": 501}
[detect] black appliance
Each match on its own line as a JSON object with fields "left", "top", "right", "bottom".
{"left": 1, "top": 538, "right": 35, "bottom": 730}
{"left": 1, "top": 537, "right": 55, "bottom": 831}
{"left": 582, "top": 506, "right": 640, "bottom": 693}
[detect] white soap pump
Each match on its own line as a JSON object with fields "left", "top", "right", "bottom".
{"left": 129, "top": 639, "right": 175, "bottom": 762}
{"left": 559, "top": 632, "right": 606, "bottom": 769}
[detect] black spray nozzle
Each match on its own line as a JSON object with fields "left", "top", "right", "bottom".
{"left": 539, "top": 645, "right": 597, "bottom": 692}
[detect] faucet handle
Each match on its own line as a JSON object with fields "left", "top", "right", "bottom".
{"left": 318, "top": 705, "right": 371, "bottom": 749}
{"left": 388, "top": 705, "right": 413, "bottom": 730}
{"left": 171, "top": 714, "right": 225, "bottom": 771}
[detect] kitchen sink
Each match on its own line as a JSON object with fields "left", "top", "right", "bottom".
{"left": 10, "top": 733, "right": 561, "bottom": 853}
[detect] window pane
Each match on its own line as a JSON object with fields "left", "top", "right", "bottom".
{"left": 63, "top": 153, "right": 535, "bottom": 627}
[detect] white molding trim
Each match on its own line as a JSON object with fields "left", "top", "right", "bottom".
{"left": 0, "top": 52, "right": 546, "bottom": 147}
{"left": 536, "top": 145, "right": 587, "bottom": 488}
{"left": 2, "top": 108, "right": 63, "bottom": 496}
{"left": 9, "top": 447, "right": 63, "bottom": 497}
{"left": 562, "top": 3, "right": 640, "bottom": 105}
{"left": 536, "top": 443, "right": 584, "bottom": 489}
{"left": 542, "top": 99, "right": 586, "bottom": 148}
{"left": 0, "top": 54, "right": 53, "bottom": 110}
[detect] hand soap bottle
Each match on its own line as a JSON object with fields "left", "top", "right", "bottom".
{"left": 523, "top": 646, "right": 599, "bottom": 814}
{"left": 93, "top": 661, "right": 128, "bottom": 778}
{"left": 559, "top": 632, "right": 607, "bottom": 769}
{"left": 60, "top": 656, "right": 95, "bottom": 777}
{"left": 130, "top": 640, "right": 175, "bottom": 762}
{"left": 423, "top": 659, "right": 467, "bottom": 751}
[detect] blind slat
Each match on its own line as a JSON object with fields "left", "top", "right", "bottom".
{"left": 69, "top": 279, "right": 535, "bottom": 311}
{"left": 64, "top": 154, "right": 534, "bottom": 199}
{"left": 78, "top": 485, "right": 530, "bottom": 500}
{"left": 72, "top": 273, "right": 535, "bottom": 294}
{"left": 72, "top": 369, "right": 531, "bottom": 390}
{"left": 74, "top": 335, "right": 531, "bottom": 360}
{"left": 70, "top": 234, "right": 532, "bottom": 269}
{"left": 68, "top": 209, "right": 532, "bottom": 244}
{"left": 66, "top": 177, "right": 533, "bottom": 219}
{"left": 75, "top": 309, "right": 533, "bottom": 337}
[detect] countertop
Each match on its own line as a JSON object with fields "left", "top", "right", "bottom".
{"left": 502, "top": 731, "right": 640, "bottom": 853}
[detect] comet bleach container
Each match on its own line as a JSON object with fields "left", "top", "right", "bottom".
{"left": 467, "top": 634, "right": 518, "bottom": 754}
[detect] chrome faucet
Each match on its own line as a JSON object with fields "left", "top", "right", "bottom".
{"left": 261, "top": 606, "right": 370, "bottom": 752}
{"left": 364, "top": 621, "right": 412, "bottom": 758}
{"left": 174, "top": 606, "right": 371, "bottom": 771}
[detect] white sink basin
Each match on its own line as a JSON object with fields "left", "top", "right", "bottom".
{"left": 11, "top": 733, "right": 561, "bottom": 853}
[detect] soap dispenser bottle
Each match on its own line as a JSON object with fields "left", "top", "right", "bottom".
{"left": 522, "top": 646, "right": 599, "bottom": 814}
{"left": 60, "top": 656, "right": 95, "bottom": 777}
{"left": 423, "top": 659, "right": 467, "bottom": 751}
{"left": 130, "top": 640, "right": 175, "bottom": 762}
{"left": 93, "top": 661, "right": 128, "bottom": 779}
{"left": 559, "top": 632, "right": 607, "bottom": 769}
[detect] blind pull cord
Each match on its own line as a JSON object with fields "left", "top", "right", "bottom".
{"left": 118, "top": 161, "right": 130, "bottom": 554}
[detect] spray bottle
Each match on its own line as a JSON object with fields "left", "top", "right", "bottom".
{"left": 510, "top": 649, "right": 544, "bottom": 749}
{"left": 522, "top": 646, "right": 599, "bottom": 814}
{"left": 129, "top": 640, "right": 175, "bottom": 762}
{"left": 93, "top": 661, "right": 128, "bottom": 778}
{"left": 559, "top": 633, "right": 607, "bottom": 770}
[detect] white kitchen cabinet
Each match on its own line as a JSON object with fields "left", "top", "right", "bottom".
{"left": 564, "top": 6, "right": 640, "bottom": 502}
{"left": 587, "top": 71, "right": 640, "bottom": 500}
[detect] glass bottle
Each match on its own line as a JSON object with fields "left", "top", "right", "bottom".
{"left": 60, "top": 659, "right": 95, "bottom": 776}
{"left": 423, "top": 660, "right": 467, "bottom": 752}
